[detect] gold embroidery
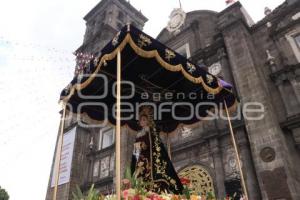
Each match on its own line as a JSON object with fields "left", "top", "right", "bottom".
{"left": 187, "top": 62, "right": 196, "bottom": 74}
{"left": 134, "top": 157, "right": 151, "bottom": 181}
{"left": 170, "top": 179, "right": 176, "bottom": 185}
{"left": 165, "top": 49, "right": 176, "bottom": 61}
{"left": 206, "top": 74, "right": 214, "bottom": 85}
{"left": 137, "top": 34, "right": 152, "bottom": 48}
{"left": 151, "top": 130, "right": 177, "bottom": 188}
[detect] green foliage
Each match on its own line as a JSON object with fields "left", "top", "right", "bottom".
{"left": 206, "top": 192, "right": 215, "bottom": 200}
{"left": 123, "top": 166, "right": 132, "bottom": 185}
{"left": 123, "top": 165, "right": 151, "bottom": 196}
{"left": 0, "top": 186, "right": 9, "bottom": 200}
{"left": 71, "top": 169, "right": 232, "bottom": 200}
{"left": 182, "top": 185, "right": 191, "bottom": 199}
{"left": 72, "top": 184, "right": 99, "bottom": 200}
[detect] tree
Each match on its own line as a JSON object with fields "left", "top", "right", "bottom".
{"left": 0, "top": 186, "right": 9, "bottom": 200}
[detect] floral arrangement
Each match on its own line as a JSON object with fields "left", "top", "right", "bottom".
{"left": 72, "top": 167, "right": 245, "bottom": 200}
{"left": 121, "top": 187, "right": 216, "bottom": 200}
{"left": 72, "top": 184, "right": 243, "bottom": 200}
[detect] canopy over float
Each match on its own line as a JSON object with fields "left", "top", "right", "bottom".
{"left": 60, "top": 24, "right": 236, "bottom": 133}
{"left": 54, "top": 24, "right": 245, "bottom": 200}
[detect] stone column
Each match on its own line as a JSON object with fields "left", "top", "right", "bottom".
{"left": 238, "top": 130, "right": 261, "bottom": 200}
{"left": 191, "top": 21, "right": 203, "bottom": 49}
{"left": 209, "top": 138, "right": 226, "bottom": 198}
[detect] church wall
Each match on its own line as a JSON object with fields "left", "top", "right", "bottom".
{"left": 251, "top": 4, "right": 300, "bottom": 199}
{"left": 218, "top": 2, "right": 300, "bottom": 198}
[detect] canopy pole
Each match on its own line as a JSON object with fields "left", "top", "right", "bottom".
{"left": 224, "top": 100, "right": 248, "bottom": 199}
{"left": 53, "top": 103, "right": 67, "bottom": 200}
{"left": 116, "top": 50, "right": 121, "bottom": 200}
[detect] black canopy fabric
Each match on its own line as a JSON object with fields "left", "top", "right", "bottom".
{"left": 60, "top": 25, "right": 236, "bottom": 133}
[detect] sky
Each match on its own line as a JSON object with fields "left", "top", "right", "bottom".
{"left": 0, "top": 0, "right": 284, "bottom": 199}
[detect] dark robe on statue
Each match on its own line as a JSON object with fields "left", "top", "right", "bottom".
{"left": 131, "top": 127, "right": 183, "bottom": 194}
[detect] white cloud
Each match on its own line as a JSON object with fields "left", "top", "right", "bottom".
{"left": 0, "top": 0, "right": 284, "bottom": 199}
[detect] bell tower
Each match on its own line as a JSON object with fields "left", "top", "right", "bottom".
{"left": 78, "top": 0, "right": 148, "bottom": 54}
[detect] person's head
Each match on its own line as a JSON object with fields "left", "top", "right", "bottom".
{"left": 139, "top": 114, "right": 149, "bottom": 128}
{"left": 138, "top": 106, "right": 155, "bottom": 129}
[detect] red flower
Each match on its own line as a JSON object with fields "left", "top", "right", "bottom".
{"left": 147, "top": 193, "right": 164, "bottom": 200}
{"left": 180, "top": 177, "right": 190, "bottom": 185}
{"left": 133, "top": 195, "right": 141, "bottom": 200}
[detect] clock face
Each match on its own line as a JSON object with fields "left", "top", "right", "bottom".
{"left": 167, "top": 8, "right": 186, "bottom": 33}
{"left": 208, "top": 62, "right": 222, "bottom": 75}
{"left": 169, "top": 14, "right": 182, "bottom": 28}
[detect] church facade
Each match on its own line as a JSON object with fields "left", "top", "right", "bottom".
{"left": 46, "top": 0, "right": 300, "bottom": 199}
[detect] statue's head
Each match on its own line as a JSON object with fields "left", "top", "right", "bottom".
{"left": 138, "top": 106, "right": 155, "bottom": 129}
{"left": 139, "top": 114, "right": 149, "bottom": 128}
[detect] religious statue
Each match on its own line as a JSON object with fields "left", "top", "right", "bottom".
{"left": 131, "top": 106, "right": 183, "bottom": 194}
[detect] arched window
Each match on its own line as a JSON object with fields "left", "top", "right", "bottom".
{"left": 98, "top": 127, "right": 115, "bottom": 150}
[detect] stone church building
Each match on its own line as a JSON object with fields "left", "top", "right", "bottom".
{"left": 46, "top": 0, "right": 300, "bottom": 199}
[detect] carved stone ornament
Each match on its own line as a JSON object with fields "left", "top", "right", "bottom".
{"left": 260, "top": 147, "right": 276, "bottom": 162}
{"left": 180, "top": 126, "right": 192, "bottom": 138}
{"left": 166, "top": 8, "right": 186, "bottom": 34}
{"left": 228, "top": 156, "right": 237, "bottom": 168}
{"left": 208, "top": 62, "right": 222, "bottom": 76}
{"left": 292, "top": 12, "right": 300, "bottom": 21}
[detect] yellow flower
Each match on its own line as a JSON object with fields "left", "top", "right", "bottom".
{"left": 190, "top": 195, "right": 198, "bottom": 200}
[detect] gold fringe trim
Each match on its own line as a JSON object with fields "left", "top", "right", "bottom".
{"left": 61, "top": 33, "right": 226, "bottom": 102}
